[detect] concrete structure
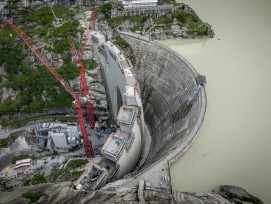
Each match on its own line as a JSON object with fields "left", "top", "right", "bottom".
{"left": 91, "top": 32, "right": 144, "bottom": 122}
{"left": 36, "top": 122, "right": 82, "bottom": 149}
{"left": 85, "top": 31, "right": 206, "bottom": 191}
{"left": 122, "top": 0, "right": 158, "bottom": 9}
{"left": 70, "top": 32, "right": 148, "bottom": 189}
{"left": 120, "top": 33, "right": 206, "bottom": 169}
{"left": 102, "top": 105, "right": 142, "bottom": 178}
{"left": 91, "top": 32, "right": 106, "bottom": 46}
{"left": 111, "top": 4, "right": 175, "bottom": 18}
{"left": 50, "top": 132, "right": 69, "bottom": 148}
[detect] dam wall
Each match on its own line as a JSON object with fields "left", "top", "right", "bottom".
{"left": 119, "top": 32, "right": 206, "bottom": 171}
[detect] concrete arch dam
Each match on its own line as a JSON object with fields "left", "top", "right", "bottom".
{"left": 119, "top": 33, "right": 207, "bottom": 171}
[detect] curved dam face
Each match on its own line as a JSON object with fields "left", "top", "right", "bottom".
{"left": 120, "top": 33, "right": 206, "bottom": 170}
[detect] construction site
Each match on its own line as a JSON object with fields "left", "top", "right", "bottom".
{"left": 0, "top": 0, "right": 207, "bottom": 202}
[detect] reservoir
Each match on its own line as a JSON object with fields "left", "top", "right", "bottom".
{"left": 159, "top": 0, "right": 271, "bottom": 203}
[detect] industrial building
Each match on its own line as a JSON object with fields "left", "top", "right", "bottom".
{"left": 70, "top": 32, "right": 147, "bottom": 189}
{"left": 122, "top": 0, "right": 158, "bottom": 9}
{"left": 35, "top": 122, "right": 83, "bottom": 150}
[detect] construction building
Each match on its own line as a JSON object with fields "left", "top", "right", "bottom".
{"left": 111, "top": 2, "right": 174, "bottom": 17}
{"left": 70, "top": 32, "right": 147, "bottom": 189}
{"left": 35, "top": 122, "right": 83, "bottom": 150}
{"left": 122, "top": 0, "right": 158, "bottom": 9}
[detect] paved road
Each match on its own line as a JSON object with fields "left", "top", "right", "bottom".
{"left": 0, "top": 124, "right": 36, "bottom": 139}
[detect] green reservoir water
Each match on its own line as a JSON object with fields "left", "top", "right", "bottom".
{"left": 159, "top": 0, "right": 271, "bottom": 203}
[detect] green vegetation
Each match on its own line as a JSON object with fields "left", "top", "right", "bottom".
{"left": 114, "top": 36, "right": 130, "bottom": 49}
{"left": 0, "top": 59, "right": 77, "bottom": 115}
{"left": 47, "top": 165, "right": 85, "bottom": 183}
{"left": 172, "top": 10, "right": 208, "bottom": 36}
{"left": 0, "top": 134, "right": 18, "bottom": 148}
{"left": 0, "top": 138, "right": 9, "bottom": 147}
{"left": 5, "top": 0, "right": 20, "bottom": 9}
{"left": 31, "top": 174, "right": 46, "bottom": 184}
{"left": 66, "top": 159, "right": 88, "bottom": 169}
{"left": 0, "top": 179, "right": 12, "bottom": 191}
{"left": 22, "top": 178, "right": 31, "bottom": 186}
{"left": 47, "top": 168, "right": 65, "bottom": 182}
{"left": 158, "top": 0, "right": 176, "bottom": 4}
{"left": 154, "top": 16, "right": 171, "bottom": 25}
{"left": 71, "top": 170, "right": 84, "bottom": 179}
{"left": 0, "top": 26, "right": 16, "bottom": 46}
{"left": 0, "top": 115, "right": 77, "bottom": 128}
{"left": 19, "top": 7, "right": 74, "bottom": 39}
{"left": 81, "top": 59, "right": 96, "bottom": 70}
{"left": 21, "top": 191, "right": 44, "bottom": 203}
{"left": 131, "top": 26, "right": 142, "bottom": 32}
{"left": 100, "top": 2, "right": 112, "bottom": 20}
{"left": 45, "top": 150, "right": 60, "bottom": 157}
{"left": 52, "top": 150, "right": 60, "bottom": 156}
{"left": 23, "top": 174, "right": 46, "bottom": 186}
{"left": 0, "top": 7, "right": 83, "bottom": 117}
{"left": 49, "top": 21, "right": 79, "bottom": 38}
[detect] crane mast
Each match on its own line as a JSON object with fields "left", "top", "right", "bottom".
{"left": 6, "top": 20, "right": 94, "bottom": 158}
{"left": 70, "top": 8, "right": 98, "bottom": 128}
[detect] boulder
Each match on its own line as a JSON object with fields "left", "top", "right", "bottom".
{"left": 214, "top": 185, "right": 263, "bottom": 204}
{"left": 25, "top": 55, "right": 35, "bottom": 65}
{"left": 1, "top": 87, "right": 20, "bottom": 102}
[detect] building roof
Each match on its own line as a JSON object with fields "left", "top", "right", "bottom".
{"left": 91, "top": 31, "right": 105, "bottom": 39}
{"left": 102, "top": 134, "right": 125, "bottom": 159}
{"left": 117, "top": 106, "right": 136, "bottom": 125}
{"left": 15, "top": 158, "right": 31, "bottom": 169}
{"left": 122, "top": 0, "right": 158, "bottom": 4}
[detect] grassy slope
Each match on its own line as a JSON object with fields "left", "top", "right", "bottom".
{"left": 0, "top": 7, "right": 83, "bottom": 119}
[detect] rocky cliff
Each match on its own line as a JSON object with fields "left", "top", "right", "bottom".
{"left": 0, "top": 5, "right": 109, "bottom": 126}
{"left": 0, "top": 183, "right": 263, "bottom": 204}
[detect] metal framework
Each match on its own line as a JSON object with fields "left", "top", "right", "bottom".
{"left": 6, "top": 20, "right": 94, "bottom": 158}
{"left": 70, "top": 7, "right": 99, "bottom": 128}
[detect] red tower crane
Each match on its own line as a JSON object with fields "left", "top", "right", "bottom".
{"left": 6, "top": 20, "right": 94, "bottom": 158}
{"left": 70, "top": 7, "right": 99, "bottom": 128}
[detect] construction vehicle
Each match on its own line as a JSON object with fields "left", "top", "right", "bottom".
{"left": 5, "top": 8, "right": 99, "bottom": 158}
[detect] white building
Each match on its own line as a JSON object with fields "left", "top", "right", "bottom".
{"left": 14, "top": 158, "right": 31, "bottom": 169}
{"left": 80, "top": 32, "right": 147, "bottom": 181}
{"left": 102, "top": 105, "right": 142, "bottom": 178}
{"left": 122, "top": 0, "right": 158, "bottom": 9}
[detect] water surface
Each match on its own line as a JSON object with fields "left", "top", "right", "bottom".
{"left": 159, "top": 0, "right": 271, "bottom": 203}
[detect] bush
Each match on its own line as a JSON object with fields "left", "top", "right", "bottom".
{"left": 81, "top": 59, "right": 96, "bottom": 70}
{"left": 66, "top": 159, "right": 88, "bottom": 169}
{"left": 100, "top": 3, "right": 112, "bottom": 20}
{"left": 0, "top": 138, "right": 9, "bottom": 147}
{"left": 31, "top": 174, "right": 46, "bottom": 185}
{"left": 23, "top": 179, "right": 31, "bottom": 186}
{"left": 173, "top": 10, "right": 199, "bottom": 24}
{"left": 49, "top": 20, "right": 79, "bottom": 38}
{"left": 154, "top": 16, "right": 171, "bottom": 25}
{"left": 47, "top": 168, "right": 65, "bottom": 182}
{"left": 71, "top": 170, "right": 84, "bottom": 180}
{"left": 22, "top": 191, "right": 44, "bottom": 203}
{"left": 114, "top": 36, "right": 130, "bottom": 49}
